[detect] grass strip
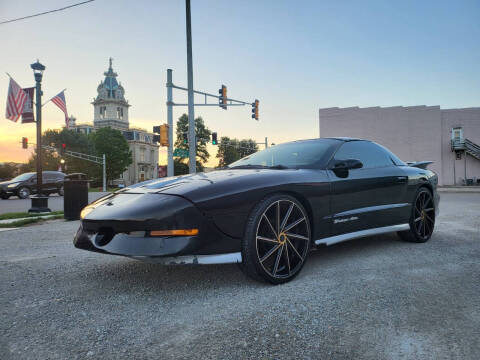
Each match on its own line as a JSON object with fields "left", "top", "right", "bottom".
{"left": 0, "top": 215, "right": 64, "bottom": 228}
{"left": 0, "top": 211, "right": 63, "bottom": 221}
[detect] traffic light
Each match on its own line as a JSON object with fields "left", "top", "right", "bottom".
{"left": 218, "top": 85, "right": 227, "bottom": 110}
{"left": 183, "top": 132, "right": 188, "bottom": 144}
{"left": 153, "top": 124, "right": 169, "bottom": 147}
{"left": 60, "top": 143, "right": 66, "bottom": 155}
{"left": 252, "top": 99, "right": 259, "bottom": 120}
{"left": 22, "top": 137, "right": 28, "bottom": 149}
{"left": 211, "top": 132, "right": 218, "bottom": 145}
{"left": 160, "top": 124, "right": 169, "bottom": 147}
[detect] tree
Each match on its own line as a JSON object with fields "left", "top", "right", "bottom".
{"left": 90, "top": 127, "right": 132, "bottom": 184}
{"left": 216, "top": 137, "right": 259, "bottom": 167}
{"left": 0, "top": 163, "right": 16, "bottom": 180}
{"left": 42, "top": 128, "right": 96, "bottom": 178}
{"left": 21, "top": 128, "right": 99, "bottom": 178}
{"left": 174, "top": 114, "right": 211, "bottom": 174}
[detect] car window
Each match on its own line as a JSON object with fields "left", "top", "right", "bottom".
{"left": 333, "top": 141, "right": 393, "bottom": 169}
{"left": 228, "top": 139, "right": 340, "bottom": 169}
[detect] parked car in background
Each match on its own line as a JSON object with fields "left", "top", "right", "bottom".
{"left": 0, "top": 171, "right": 65, "bottom": 199}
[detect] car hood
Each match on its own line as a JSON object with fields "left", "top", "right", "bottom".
{"left": 123, "top": 168, "right": 301, "bottom": 200}
{"left": 0, "top": 180, "right": 17, "bottom": 187}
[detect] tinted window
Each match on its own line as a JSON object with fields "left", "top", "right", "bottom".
{"left": 333, "top": 141, "right": 393, "bottom": 169}
{"left": 228, "top": 139, "right": 340, "bottom": 169}
{"left": 10, "top": 173, "right": 34, "bottom": 182}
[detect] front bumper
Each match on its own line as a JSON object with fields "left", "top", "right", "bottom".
{"left": 74, "top": 191, "right": 242, "bottom": 261}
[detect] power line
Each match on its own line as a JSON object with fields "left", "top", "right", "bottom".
{"left": 0, "top": 0, "right": 95, "bottom": 25}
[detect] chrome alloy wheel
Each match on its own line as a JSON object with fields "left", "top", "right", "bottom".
{"left": 413, "top": 189, "right": 435, "bottom": 241}
{"left": 255, "top": 200, "right": 311, "bottom": 279}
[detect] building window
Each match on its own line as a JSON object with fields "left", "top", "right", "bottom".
{"left": 452, "top": 127, "right": 463, "bottom": 141}
{"left": 140, "top": 148, "right": 145, "bottom": 162}
{"left": 117, "top": 107, "right": 123, "bottom": 119}
{"left": 100, "top": 106, "right": 106, "bottom": 119}
{"left": 150, "top": 150, "right": 154, "bottom": 163}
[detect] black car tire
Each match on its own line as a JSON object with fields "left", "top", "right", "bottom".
{"left": 398, "top": 186, "right": 435, "bottom": 243}
{"left": 17, "top": 186, "right": 31, "bottom": 199}
{"left": 1, "top": 194, "right": 10, "bottom": 200}
{"left": 241, "top": 194, "right": 311, "bottom": 284}
{"left": 58, "top": 185, "right": 64, "bottom": 196}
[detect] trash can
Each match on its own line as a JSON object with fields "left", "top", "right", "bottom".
{"left": 64, "top": 173, "right": 89, "bottom": 220}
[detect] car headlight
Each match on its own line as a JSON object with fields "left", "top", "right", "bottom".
{"left": 7, "top": 183, "right": 19, "bottom": 188}
{"left": 80, "top": 206, "right": 94, "bottom": 219}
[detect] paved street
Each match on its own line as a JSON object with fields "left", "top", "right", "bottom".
{"left": 1, "top": 193, "right": 479, "bottom": 359}
{"left": 0, "top": 193, "right": 110, "bottom": 215}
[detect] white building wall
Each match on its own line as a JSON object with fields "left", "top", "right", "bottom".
{"left": 319, "top": 106, "right": 480, "bottom": 186}
{"left": 441, "top": 108, "right": 480, "bottom": 185}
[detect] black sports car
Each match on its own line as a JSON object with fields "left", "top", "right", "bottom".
{"left": 74, "top": 138, "right": 439, "bottom": 284}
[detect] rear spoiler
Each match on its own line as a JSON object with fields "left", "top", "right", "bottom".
{"left": 406, "top": 161, "right": 433, "bottom": 169}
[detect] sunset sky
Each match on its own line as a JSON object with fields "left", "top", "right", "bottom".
{"left": 1, "top": 0, "right": 479, "bottom": 167}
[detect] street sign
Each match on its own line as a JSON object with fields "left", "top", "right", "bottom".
{"left": 173, "top": 148, "right": 189, "bottom": 158}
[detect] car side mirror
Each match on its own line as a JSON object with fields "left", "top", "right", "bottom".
{"left": 332, "top": 159, "right": 363, "bottom": 170}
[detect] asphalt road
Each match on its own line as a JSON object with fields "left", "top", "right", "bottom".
{"left": 1, "top": 193, "right": 479, "bottom": 359}
{"left": 0, "top": 192, "right": 110, "bottom": 214}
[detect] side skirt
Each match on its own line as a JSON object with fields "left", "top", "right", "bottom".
{"left": 130, "top": 252, "right": 242, "bottom": 265}
{"left": 314, "top": 224, "right": 410, "bottom": 246}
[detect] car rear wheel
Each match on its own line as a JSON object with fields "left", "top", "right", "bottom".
{"left": 58, "top": 185, "right": 64, "bottom": 196}
{"left": 242, "top": 194, "right": 311, "bottom": 284}
{"left": 18, "top": 186, "right": 31, "bottom": 199}
{"left": 398, "top": 187, "right": 435, "bottom": 243}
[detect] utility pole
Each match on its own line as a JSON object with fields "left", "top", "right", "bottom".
{"left": 185, "top": 0, "right": 196, "bottom": 174}
{"left": 166, "top": 69, "right": 174, "bottom": 177}
{"left": 29, "top": 60, "right": 50, "bottom": 213}
{"left": 265, "top": 137, "right": 268, "bottom": 148}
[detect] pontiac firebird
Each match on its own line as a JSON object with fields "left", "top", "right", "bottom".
{"left": 74, "top": 138, "right": 439, "bottom": 284}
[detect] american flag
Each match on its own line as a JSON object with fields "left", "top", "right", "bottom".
{"left": 5, "top": 77, "right": 27, "bottom": 122}
{"left": 51, "top": 90, "right": 69, "bottom": 127}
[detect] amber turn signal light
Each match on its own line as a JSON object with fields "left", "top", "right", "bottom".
{"left": 150, "top": 229, "right": 199, "bottom": 236}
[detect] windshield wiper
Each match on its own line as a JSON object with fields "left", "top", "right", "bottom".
{"left": 228, "top": 164, "right": 289, "bottom": 170}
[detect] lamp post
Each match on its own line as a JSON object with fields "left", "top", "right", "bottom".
{"left": 29, "top": 60, "right": 50, "bottom": 213}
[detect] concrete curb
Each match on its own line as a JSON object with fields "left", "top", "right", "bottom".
{"left": 438, "top": 187, "right": 480, "bottom": 193}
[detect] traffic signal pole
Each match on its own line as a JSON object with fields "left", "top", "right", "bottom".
{"left": 185, "top": 0, "right": 196, "bottom": 174}
{"left": 166, "top": 69, "right": 174, "bottom": 177}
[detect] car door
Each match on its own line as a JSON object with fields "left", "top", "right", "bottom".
{"left": 327, "top": 141, "right": 408, "bottom": 235}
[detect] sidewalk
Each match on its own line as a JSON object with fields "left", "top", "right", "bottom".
{"left": 438, "top": 186, "right": 480, "bottom": 193}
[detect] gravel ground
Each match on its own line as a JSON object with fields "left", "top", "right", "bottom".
{"left": 1, "top": 193, "right": 479, "bottom": 359}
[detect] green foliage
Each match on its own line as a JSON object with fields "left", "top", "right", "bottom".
{"left": 174, "top": 114, "right": 211, "bottom": 173}
{"left": 174, "top": 158, "right": 189, "bottom": 175}
{"left": 0, "top": 163, "right": 16, "bottom": 180}
{"left": 22, "top": 128, "right": 98, "bottom": 178}
{"left": 90, "top": 127, "right": 132, "bottom": 184}
{"left": 0, "top": 214, "right": 64, "bottom": 228}
{"left": 216, "top": 137, "right": 259, "bottom": 167}
{"left": 0, "top": 211, "right": 63, "bottom": 220}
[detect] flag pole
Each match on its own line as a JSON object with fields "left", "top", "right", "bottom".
{"left": 42, "top": 88, "right": 66, "bottom": 106}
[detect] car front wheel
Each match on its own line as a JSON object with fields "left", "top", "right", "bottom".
{"left": 242, "top": 194, "right": 311, "bottom": 284}
{"left": 17, "top": 187, "right": 31, "bottom": 199}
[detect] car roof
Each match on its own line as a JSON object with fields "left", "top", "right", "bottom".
{"left": 291, "top": 137, "right": 364, "bottom": 143}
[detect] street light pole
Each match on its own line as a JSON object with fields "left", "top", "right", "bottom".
{"left": 29, "top": 60, "right": 50, "bottom": 213}
{"left": 185, "top": 0, "right": 196, "bottom": 174}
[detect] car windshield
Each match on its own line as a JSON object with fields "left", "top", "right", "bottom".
{"left": 10, "top": 173, "right": 34, "bottom": 182}
{"left": 228, "top": 139, "right": 339, "bottom": 169}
